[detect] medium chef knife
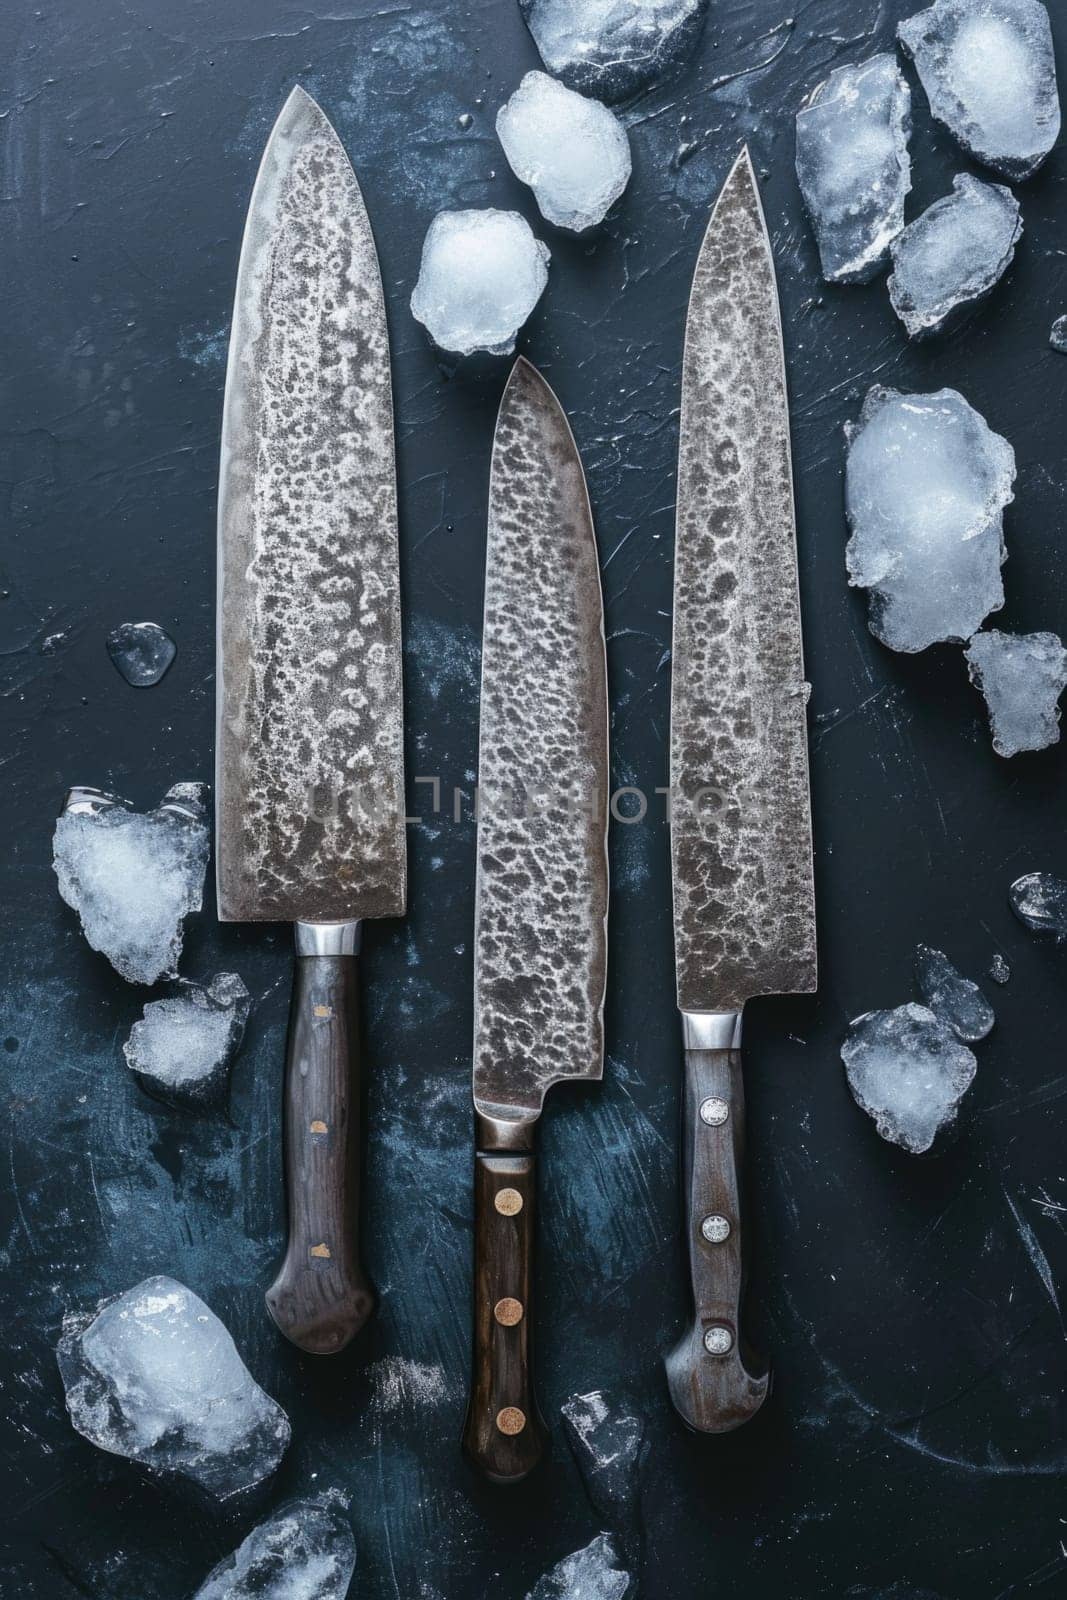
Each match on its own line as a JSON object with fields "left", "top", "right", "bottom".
{"left": 462, "top": 358, "right": 609, "bottom": 1482}
{"left": 665, "top": 148, "right": 817, "bottom": 1431}
{"left": 216, "top": 88, "right": 406, "bottom": 1355}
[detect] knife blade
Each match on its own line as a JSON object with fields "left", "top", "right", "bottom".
{"left": 216, "top": 86, "right": 405, "bottom": 1355}
{"left": 665, "top": 147, "right": 817, "bottom": 1432}
{"left": 462, "top": 358, "right": 609, "bottom": 1482}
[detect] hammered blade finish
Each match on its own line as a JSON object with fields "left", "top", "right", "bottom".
{"left": 473, "top": 360, "right": 609, "bottom": 1123}
{"left": 216, "top": 86, "right": 405, "bottom": 924}
{"left": 671, "top": 147, "right": 816, "bottom": 1013}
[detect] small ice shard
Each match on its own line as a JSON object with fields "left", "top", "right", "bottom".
{"left": 795, "top": 54, "right": 912, "bottom": 284}
{"left": 989, "top": 952, "right": 1011, "bottom": 984}
{"left": 527, "top": 1534, "right": 632, "bottom": 1600}
{"left": 914, "top": 945, "right": 995, "bottom": 1042}
{"left": 192, "top": 1490, "right": 356, "bottom": 1599}
{"left": 106, "top": 621, "right": 177, "bottom": 687}
{"left": 1009, "top": 872, "right": 1067, "bottom": 940}
{"left": 53, "top": 784, "right": 209, "bottom": 984}
{"left": 57, "top": 1275, "right": 290, "bottom": 1499}
{"left": 965, "top": 629, "right": 1067, "bottom": 756}
{"left": 841, "top": 1003, "right": 977, "bottom": 1153}
{"left": 410, "top": 209, "right": 550, "bottom": 357}
{"left": 899, "top": 0, "right": 1060, "bottom": 181}
{"left": 519, "top": 0, "right": 708, "bottom": 102}
{"left": 888, "top": 174, "right": 1022, "bottom": 338}
{"left": 124, "top": 973, "right": 251, "bottom": 1110}
{"left": 844, "top": 386, "right": 1015, "bottom": 652}
{"left": 1050, "top": 315, "right": 1067, "bottom": 352}
{"left": 496, "top": 72, "right": 631, "bottom": 232}
{"left": 561, "top": 1391, "right": 647, "bottom": 1534}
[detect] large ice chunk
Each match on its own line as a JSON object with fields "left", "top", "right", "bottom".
{"left": 914, "top": 945, "right": 995, "bottom": 1041}
{"left": 1050, "top": 315, "right": 1067, "bottom": 353}
{"left": 561, "top": 1390, "right": 647, "bottom": 1537}
{"left": 124, "top": 973, "right": 252, "bottom": 1111}
{"left": 899, "top": 0, "right": 1060, "bottom": 181}
{"left": 192, "top": 1490, "right": 356, "bottom": 1599}
{"left": 496, "top": 72, "right": 631, "bottom": 232}
{"left": 57, "top": 1275, "right": 290, "bottom": 1499}
{"left": 965, "top": 629, "right": 1067, "bottom": 757}
{"left": 53, "top": 784, "right": 209, "bottom": 985}
{"left": 527, "top": 1534, "right": 632, "bottom": 1600}
{"left": 106, "top": 621, "right": 177, "bottom": 688}
{"left": 410, "top": 209, "right": 550, "bottom": 357}
{"left": 795, "top": 54, "right": 912, "bottom": 284}
{"left": 519, "top": 0, "right": 708, "bottom": 102}
{"left": 888, "top": 174, "right": 1022, "bottom": 338}
{"left": 1009, "top": 872, "right": 1067, "bottom": 940}
{"left": 841, "top": 1003, "right": 977, "bottom": 1153}
{"left": 844, "top": 387, "right": 1015, "bottom": 652}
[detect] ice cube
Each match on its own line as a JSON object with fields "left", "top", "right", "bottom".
{"left": 989, "top": 952, "right": 1011, "bottom": 984}
{"left": 519, "top": 0, "right": 708, "bottom": 102}
{"left": 1009, "top": 872, "right": 1067, "bottom": 940}
{"left": 899, "top": 0, "right": 1060, "bottom": 181}
{"left": 57, "top": 1275, "right": 290, "bottom": 1499}
{"left": 53, "top": 784, "right": 210, "bottom": 985}
{"left": 192, "top": 1490, "right": 356, "bottom": 1599}
{"left": 1050, "top": 315, "right": 1067, "bottom": 353}
{"left": 841, "top": 1003, "right": 977, "bottom": 1153}
{"left": 888, "top": 174, "right": 1022, "bottom": 338}
{"left": 410, "top": 208, "right": 550, "bottom": 357}
{"left": 106, "top": 621, "right": 177, "bottom": 687}
{"left": 527, "top": 1534, "right": 632, "bottom": 1600}
{"left": 795, "top": 54, "right": 912, "bottom": 284}
{"left": 124, "top": 972, "right": 251, "bottom": 1111}
{"left": 914, "top": 945, "right": 995, "bottom": 1041}
{"left": 965, "top": 629, "right": 1067, "bottom": 756}
{"left": 561, "top": 1391, "right": 647, "bottom": 1536}
{"left": 496, "top": 72, "right": 631, "bottom": 232}
{"left": 844, "top": 386, "right": 1015, "bottom": 652}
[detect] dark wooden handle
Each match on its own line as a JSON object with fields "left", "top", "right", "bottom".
{"left": 265, "top": 952, "right": 375, "bottom": 1354}
{"left": 462, "top": 1149, "right": 548, "bottom": 1482}
{"left": 665, "top": 1046, "right": 770, "bottom": 1432}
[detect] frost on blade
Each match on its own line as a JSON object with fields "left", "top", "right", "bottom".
{"left": 1009, "top": 872, "right": 1067, "bottom": 941}
{"left": 105, "top": 621, "right": 177, "bottom": 687}
{"left": 57, "top": 1275, "right": 290, "bottom": 1499}
{"left": 519, "top": 0, "right": 708, "bottom": 102}
{"left": 966, "top": 629, "right": 1067, "bottom": 757}
{"left": 496, "top": 72, "right": 631, "bottom": 232}
{"left": 899, "top": 0, "right": 1060, "bottom": 181}
{"left": 844, "top": 387, "right": 1015, "bottom": 653}
{"left": 53, "top": 784, "right": 209, "bottom": 985}
{"left": 527, "top": 1534, "right": 632, "bottom": 1600}
{"left": 409, "top": 209, "right": 550, "bottom": 357}
{"left": 795, "top": 54, "right": 912, "bottom": 284}
{"left": 888, "top": 175, "right": 1022, "bottom": 338}
{"left": 841, "top": 1003, "right": 977, "bottom": 1153}
{"left": 192, "top": 1490, "right": 356, "bottom": 1599}
{"left": 124, "top": 972, "right": 252, "bottom": 1111}
{"left": 561, "top": 1391, "right": 647, "bottom": 1545}
{"left": 914, "top": 945, "right": 994, "bottom": 1042}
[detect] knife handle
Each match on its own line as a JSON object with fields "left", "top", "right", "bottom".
{"left": 462, "top": 1145, "right": 548, "bottom": 1482}
{"left": 266, "top": 925, "right": 375, "bottom": 1354}
{"left": 665, "top": 1045, "right": 770, "bottom": 1432}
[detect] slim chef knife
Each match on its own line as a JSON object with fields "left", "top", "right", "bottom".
{"left": 216, "top": 87, "right": 406, "bottom": 1355}
{"left": 665, "top": 148, "right": 817, "bottom": 1432}
{"left": 462, "top": 359, "right": 609, "bottom": 1482}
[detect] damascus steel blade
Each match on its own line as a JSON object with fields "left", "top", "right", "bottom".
{"left": 670, "top": 147, "right": 816, "bottom": 1014}
{"left": 473, "top": 359, "right": 609, "bottom": 1124}
{"left": 216, "top": 86, "right": 405, "bottom": 924}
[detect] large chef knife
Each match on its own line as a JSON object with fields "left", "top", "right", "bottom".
{"left": 216, "top": 87, "right": 405, "bottom": 1355}
{"left": 462, "top": 359, "right": 609, "bottom": 1482}
{"left": 665, "top": 148, "right": 817, "bottom": 1432}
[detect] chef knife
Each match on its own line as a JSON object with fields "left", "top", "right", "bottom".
{"left": 216, "top": 87, "right": 406, "bottom": 1355}
{"left": 665, "top": 148, "right": 817, "bottom": 1431}
{"left": 462, "top": 358, "right": 609, "bottom": 1482}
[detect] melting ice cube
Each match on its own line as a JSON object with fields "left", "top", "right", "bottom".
{"left": 561, "top": 1390, "right": 647, "bottom": 1539}
{"left": 898, "top": 0, "right": 1060, "bottom": 181}
{"left": 410, "top": 209, "right": 550, "bottom": 357}
{"left": 888, "top": 174, "right": 1022, "bottom": 338}
{"left": 192, "top": 1490, "right": 356, "bottom": 1599}
{"left": 526, "top": 1533, "right": 632, "bottom": 1600}
{"left": 1009, "top": 872, "right": 1067, "bottom": 940}
{"left": 496, "top": 71, "right": 631, "bottom": 232}
{"left": 124, "top": 972, "right": 251, "bottom": 1111}
{"left": 106, "top": 621, "right": 177, "bottom": 687}
{"left": 914, "top": 945, "right": 995, "bottom": 1042}
{"left": 844, "top": 386, "right": 1015, "bottom": 653}
{"left": 965, "top": 629, "right": 1067, "bottom": 757}
{"left": 795, "top": 54, "right": 912, "bottom": 284}
{"left": 519, "top": 0, "right": 708, "bottom": 102}
{"left": 841, "top": 1003, "right": 977, "bottom": 1154}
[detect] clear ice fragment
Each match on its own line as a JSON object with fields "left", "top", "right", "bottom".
{"left": 989, "top": 952, "right": 1011, "bottom": 984}
{"left": 899, "top": 0, "right": 1060, "bottom": 181}
{"left": 1009, "top": 872, "right": 1067, "bottom": 940}
{"left": 841, "top": 1003, "right": 977, "bottom": 1153}
{"left": 888, "top": 174, "right": 1022, "bottom": 337}
{"left": 914, "top": 944, "right": 995, "bottom": 1041}
{"left": 192, "top": 1490, "right": 356, "bottom": 1599}
{"left": 965, "top": 629, "right": 1067, "bottom": 756}
{"left": 124, "top": 972, "right": 251, "bottom": 1110}
{"left": 496, "top": 71, "right": 631, "bottom": 232}
{"left": 410, "top": 209, "right": 550, "bottom": 357}
{"left": 1050, "top": 315, "right": 1067, "bottom": 353}
{"left": 53, "top": 784, "right": 209, "bottom": 984}
{"left": 519, "top": 0, "right": 708, "bottom": 102}
{"left": 561, "top": 1391, "right": 647, "bottom": 1538}
{"left": 795, "top": 54, "right": 912, "bottom": 284}
{"left": 106, "top": 622, "right": 177, "bottom": 687}
{"left": 527, "top": 1534, "right": 632, "bottom": 1600}
{"left": 844, "top": 386, "right": 1015, "bottom": 652}
{"left": 57, "top": 1275, "right": 290, "bottom": 1499}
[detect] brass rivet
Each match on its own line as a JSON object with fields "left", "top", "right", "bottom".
{"left": 496, "top": 1405, "right": 526, "bottom": 1435}
{"left": 313, "top": 1004, "right": 333, "bottom": 1019}
{"left": 310, "top": 1242, "right": 331, "bottom": 1259}
{"left": 494, "top": 1187, "right": 523, "bottom": 1216}
{"left": 310, "top": 1119, "right": 328, "bottom": 1134}
{"left": 494, "top": 1296, "right": 524, "bottom": 1326}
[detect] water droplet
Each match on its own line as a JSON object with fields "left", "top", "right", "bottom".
{"left": 106, "top": 621, "right": 177, "bottom": 687}
{"left": 457, "top": 112, "right": 473, "bottom": 131}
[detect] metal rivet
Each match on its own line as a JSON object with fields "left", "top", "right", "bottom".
{"left": 703, "top": 1326, "right": 734, "bottom": 1356}
{"left": 701, "top": 1214, "right": 731, "bottom": 1243}
{"left": 494, "top": 1187, "right": 523, "bottom": 1216}
{"left": 310, "top": 1119, "right": 328, "bottom": 1135}
{"left": 309, "top": 1242, "right": 331, "bottom": 1259}
{"left": 496, "top": 1406, "right": 526, "bottom": 1436}
{"left": 494, "top": 1297, "right": 524, "bottom": 1326}
{"left": 699, "top": 1096, "right": 729, "bottom": 1127}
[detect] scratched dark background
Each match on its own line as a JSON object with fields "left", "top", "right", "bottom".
{"left": 2, "top": 1, "right": 1067, "bottom": 1596}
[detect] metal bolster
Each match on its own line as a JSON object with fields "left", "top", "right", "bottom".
{"left": 295, "top": 920, "right": 362, "bottom": 957}
{"left": 681, "top": 1010, "right": 743, "bottom": 1051}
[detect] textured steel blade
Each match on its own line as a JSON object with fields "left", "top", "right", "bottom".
{"left": 473, "top": 359, "right": 609, "bottom": 1125}
{"left": 670, "top": 147, "right": 816, "bottom": 1014}
{"left": 216, "top": 87, "right": 405, "bottom": 924}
